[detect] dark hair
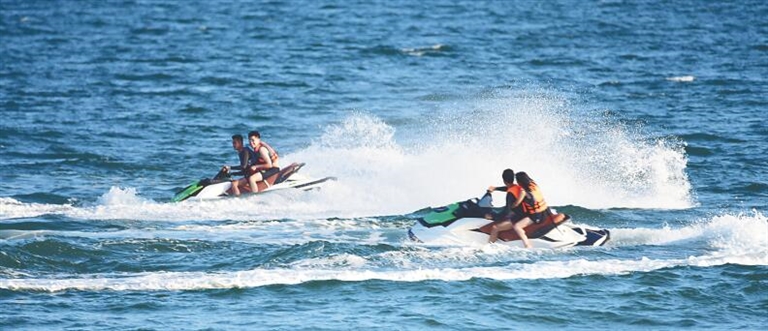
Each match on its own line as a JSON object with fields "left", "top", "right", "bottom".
{"left": 248, "top": 130, "right": 261, "bottom": 139}
{"left": 231, "top": 134, "right": 243, "bottom": 143}
{"left": 515, "top": 171, "right": 533, "bottom": 187}
{"left": 502, "top": 169, "right": 515, "bottom": 184}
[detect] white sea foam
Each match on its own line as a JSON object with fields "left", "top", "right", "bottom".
{"left": 0, "top": 197, "right": 75, "bottom": 220}
{"left": 96, "top": 186, "right": 148, "bottom": 206}
{"left": 402, "top": 44, "right": 446, "bottom": 56}
{"left": 0, "top": 211, "right": 396, "bottom": 246}
{"left": 0, "top": 185, "right": 371, "bottom": 223}
{"left": 2, "top": 211, "right": 765, "bottom": 292}
{"left": 666, "top": 75, "right": 695, "bottom": 82}
{"left": 291, "top": 90, "right": 694, "bottom": 212}
{"left": 608, "top": 211, "right": 768, "bottom": 253}
{"left": 2, "top": 250, "right": 763, "bottom": 292}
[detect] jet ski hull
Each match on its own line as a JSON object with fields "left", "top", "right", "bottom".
{"left": 172, "top": 162, "right": 334, "bottom": 202}
{"left": 408, "top": 196, "right": 610, "bottom": 248}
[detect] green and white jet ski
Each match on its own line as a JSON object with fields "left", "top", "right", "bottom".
{"left": 172, "top": 162, "right": 334, "bottom": 202}
{"left": 408, "top": 193, "right": 610, "bottom": 248}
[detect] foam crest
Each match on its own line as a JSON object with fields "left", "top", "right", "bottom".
{"left": 61, "top": 188, "right": 354, "bottom": 222}
{"left": 96, "top": 187, "right": 149, "bottom": 206}
{"left": 0, "top": 189, "right": 392, "bottom": 232}
{"left": 666, "top": 75, "right": 696, "bottom": 82}
{"left": 704, "top": 212, "right": 768, "bottom": 254}
{"left": 0, "top": 197, "right": 74, "bottom": 220}
{"left": 609, "top": 211, "right": 768, "bottom": 255}
{"left": 401, "top": 44, "right": 447, "bottom": 56}
{"left": 0, "top": 187, "right": 358, "bottom": 223}
{"left": 2, "top": 252, "right": 761, "bottom": 292}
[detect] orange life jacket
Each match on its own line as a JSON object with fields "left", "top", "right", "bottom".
{"left": 506, "top": 185, "right": 524, "bottom": 201}
{"left": 255, "top": 143, "right": 279, "bottom": 165}
{"left": 521, "top": 181, "right": 548, "bottom": 214}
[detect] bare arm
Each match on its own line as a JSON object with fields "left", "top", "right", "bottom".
{"left": 511, "top": 190, "right": 525, "bottom": 208}
{"left": 250, "top": 147, "right": 274, "bottom": 172}
{"left": 487, "top": 186, "right": 508, "bottom": 193}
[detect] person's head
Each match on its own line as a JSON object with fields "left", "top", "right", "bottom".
{"left": 515, "top": 171, "right": 532, "bottom": 187}
{"left": 248, "top": 130, "right": 261, "bottom": 149}
{"left": 502, "top": 168, "right": 515, "bottom": 186}
{"left": 231, "top": 134, "right": 244, "bottom": 150}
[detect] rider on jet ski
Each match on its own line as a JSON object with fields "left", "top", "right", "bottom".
{"left": 513, "top": 172, "right": 553, "bottom": 248}
{"left": 485, "top": 168, "right": 526, "bottom": 244}
{"left": 244, "top": 130, "right": 280, "bottom": 193}
{"left": 222, "top": 134, "right": 257, "bottom": 196}
{"left": 222, "top": 131, "right": 281, "bottom": 195}
{"left": 486, "top": 169, "right": 552, "bottom": 248}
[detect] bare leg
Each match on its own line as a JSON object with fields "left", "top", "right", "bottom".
{"left": 247, "top": 172, "right": 264, "bottom": 193}
{"left": 230, "top": 179, "right": 240, "bottom": 196}
{"left": 513, "top": 217, "right": 534, "bottom": 248}
{"left": 230, "top": 178, "right": 247, "bottom": 196}
{"left": 489, "top": 220, "right": 515, "bottom": 243}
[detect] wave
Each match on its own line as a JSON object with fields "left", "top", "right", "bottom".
{"left": 2, "top": 250, "right": 763, "bottom": 293}
{"left": 362, "top": 44, "right": 450, "bottom": 57}
{"left": 0, "top": 197, "right": 75, "bottom": 220}
{"left": 6, "top": 200, "right": 764, "bottom": 259}
{"left": 1, "top": 187, "right": 351, "bottom": 222}
{"left": 0, "top": 218, "right": 402, "bottom": 247}
{"left": 3, "top": 188, "right": 760, "bottom": 257}
{"left": 401, "top": 44, "right": 451, "bottom": 57}
{"left": 666, "top": 75, "right": 696, "bottom": 82}
{"left": 606, "top": 211, "right": 768, "bottom": 251}
{"left": 1, "top": 211, "right": 764, "bottom": 292}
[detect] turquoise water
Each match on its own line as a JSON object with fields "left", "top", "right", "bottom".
{"left": 1, "top": 1, "right": 767, "bottom": 329}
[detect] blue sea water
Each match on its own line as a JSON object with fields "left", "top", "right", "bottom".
{"left": 1, "top": 0, "right": 767, "bottom": 329}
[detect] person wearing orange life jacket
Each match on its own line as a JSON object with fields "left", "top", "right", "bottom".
{"left": 485, "top": 169, "right": 527, "bottom": 244}
{"left": 511, "top": 171, "right": 552, "bottom": 249}
{"left": 257, "top": 139, "right": 279, "bottom": 168}
{"left": 245, "top": 130, "right": 281, "bottom": 192}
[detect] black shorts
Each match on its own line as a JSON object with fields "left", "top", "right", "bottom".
{"left": 258, "top": 167, "right": 280, "bottom": 178}
{"left": 527, "top": 208, "right": 552, "bottom": 224}
{"left": 493, "top": 210, "right": 522, "bottom": 223}
{"left": 245, "top": 167, "right": 279, "bottom": 178}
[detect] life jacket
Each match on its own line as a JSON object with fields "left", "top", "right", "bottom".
{"left": 506, "top": 184, "right": 524, "bottom": 201}
{"left": 254, "top": 142, "right": 279, "bottom": 165}
{"left": 520, "top": 181, "right": 548, "bottom": 214}
{"left": 506, "top": 184, "right": 525, "bottom": 213}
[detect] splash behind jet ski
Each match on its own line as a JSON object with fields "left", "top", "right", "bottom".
{"left": 172, "top": 162, "right": 334, "bottom": 202}
{"left": 408, "top": 193, "right": 609, "bottom": 248}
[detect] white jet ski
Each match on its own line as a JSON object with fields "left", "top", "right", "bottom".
{"left": 172, "top": 162, "right": 334, "bottom": 202}
{"left": 408, "top": 193, "right": 610, "bottom": 248}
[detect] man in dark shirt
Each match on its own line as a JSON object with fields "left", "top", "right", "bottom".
{"left": 485, "top": 168, "right": 526, "bottom": 244}
{"left": 222, "top": 134, "right": 257, "bottom": 196}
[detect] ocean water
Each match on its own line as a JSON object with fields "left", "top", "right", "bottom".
{"left": 1, "top": 0, "right": 767, "bottom": 330}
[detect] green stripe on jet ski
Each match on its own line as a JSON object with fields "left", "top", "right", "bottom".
{"left": 421, "top": 203, "right": 461, "bottom": 225}
{"left": 172, "top": 181, "right": 204, "bottom": 202}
